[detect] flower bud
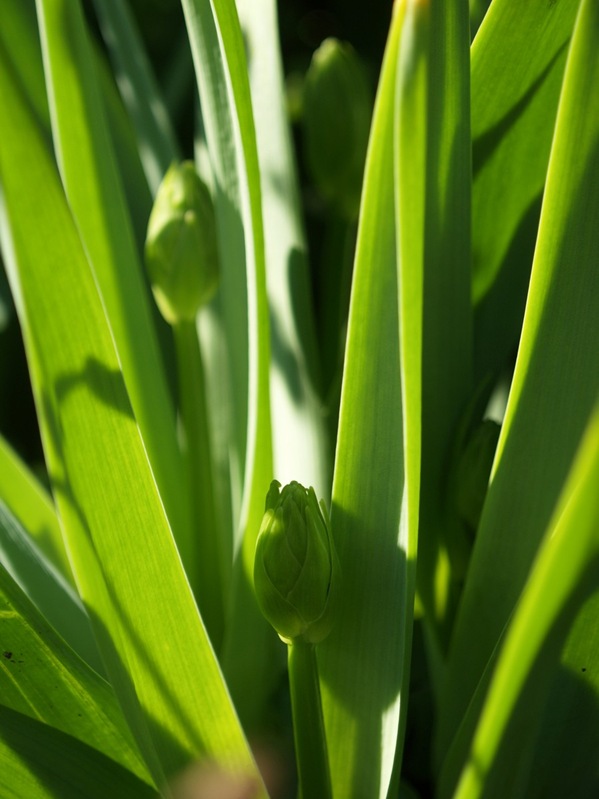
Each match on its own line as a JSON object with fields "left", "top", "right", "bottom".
{"left": 145, "top": 162, "right": 219, "bottom": 324}
{"left": 254, "top": 480, "right": 340, "bottom": 645}
{"left": 302, "top": 38, "right": 373, "bottom": 219}
{"left": 453, "top": 419, "right": 501, "bottom": 534}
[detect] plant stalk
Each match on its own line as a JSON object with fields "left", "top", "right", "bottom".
{"left": 288, "top": 641, "right": 332, "bottom": 799}
{"left": 174, "top": 319, "right": 224, "bottom": 651}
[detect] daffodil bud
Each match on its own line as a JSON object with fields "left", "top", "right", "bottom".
{"left": 145, "top": 162, "right": 219, "bottom": 324}
{"left": 254, "top": 480, "right": 340, "bottom": 645}
{"left": 453, "top": 419, "right": 501, "bottom": 533}
{"left": 302, "top": 38, "right": 373, "bottom": 219}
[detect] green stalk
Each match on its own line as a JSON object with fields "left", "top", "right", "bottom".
{"left": 173, "top": 319, "right": 224, "bottom": 651}
{"left": 288, "top": 641, "right": 332, "bottom": 799}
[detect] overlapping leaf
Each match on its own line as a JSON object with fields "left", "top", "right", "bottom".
{"left": 439, "top": 0, "right": 599, "bottom": 784}
{"left": 0, "top": 36, "right": 265, "bottom": 790}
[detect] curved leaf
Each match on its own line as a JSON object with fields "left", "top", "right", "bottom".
{"left": 0, "top": 39, "right": 265, "bottom": 790}
{"left": 440, "top": 0, "right": 599, "bottom": 771}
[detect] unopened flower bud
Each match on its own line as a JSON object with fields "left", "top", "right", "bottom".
{"left": 254, "top": 480, "right": 340, "bottom": 645}
{"left": 302, "top": 38, "right": 373, "bottom": 219}
{"left": 145, "top": 162, "right": 219, "bottom": 324}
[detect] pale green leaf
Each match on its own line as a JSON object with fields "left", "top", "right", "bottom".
{"left": 180, "top": 0, "right": 276, "bottom": 727}
{"left": 236, "top": 0, "right": 330, "bottom": 501}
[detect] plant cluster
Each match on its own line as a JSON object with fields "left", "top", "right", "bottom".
{"left": 1, "top": 1, "right": 598, "bottom": 798}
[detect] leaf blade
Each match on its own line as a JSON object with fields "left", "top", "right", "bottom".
{"left": 0, "top": 40, "right": 265, "bottom": 790}
{"left": 440, "top": 0, "right": 599, "bottom": 771}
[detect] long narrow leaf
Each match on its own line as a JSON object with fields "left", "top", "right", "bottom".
{"left": 35, "top": 0, "right": 188, "bottom": 553}
{"left": 470, "top": 0, "right": 579, "bottom": 379}
{"left": 91, "top": 0, "right": 180, "bottom": 194}
{"left": 396, "top": 0, "right": 472, "bottom": 649}
{"left": 453, "top": 402, "right": 599, "bottom": 799}
{"left": 0, "top": 433, "right": 70, "bottom": 584}
{"left": 318, "top": 8, "right": 408, "bottom": 797}
{"left": 439, "top": 0, "right": 599, "bottom": 767}
{"left": 0, "top": 501, "right": 101, "bottom": 673}
{"left": 236, "top": 0, "right": 330, "bottom": 499}
{"left": 0, "top": 42, "right": 265, "bottom": 791}
{"left": 0, "top": 705, "right": 156, "bottom": 799}
{"left": 180, "top": 0, "right": 276, "bottom": 727}
{"left": 0, "top": 559, "right": 148, "bottom": 783}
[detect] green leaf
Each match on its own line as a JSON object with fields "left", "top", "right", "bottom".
{"left": 180, "top": 0, "right": 276, "bottom": 727}
{"left": 452, "top": 401, "right": 599, "bottom": 799}
{"left": 35, "top": 0, "right": 189, "bottom": 554}
{"left": 0, "top": 500, "right": 102, "bottom": 674}
{"left": 317, "top": 9, "right": 408, "bottom": 798}
{"left": 0, "top": 432, "right": 70, "bottom": 585}
{"left": 0, "top": 559, "right": 148, "bottom": 783}
{"left": 0, "top": 0, "right": 50, "bottom": 132}
{"left": 396, "top": 0, "right": 472, "bottom": 648}
{"left": 236, "top": 0, "right": 331, "bottom": 500}
{"left": 0, "top": 705, "right": 156, "bottom": 799}
{"left": 470, "top": 0, "right": 579, "bottom": 379}
{"left": 90, "top": 0, "right": 180, "bottom": 194}
{"left": 439, "top": 0, "right": 599, "bottom": 773}
{"left": 0, "top": 39, "right": 265, "bottom": 790}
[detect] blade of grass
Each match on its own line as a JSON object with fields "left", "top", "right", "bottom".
{"left": 35, "top": 0, "right": 189, "bottom": 560}
{"left": 0, "top": 42, "right": 265, "bottom": 791}
{"left": 317, "top": 8, "right": 409, "bottom": 797}
{"left": 439, "top": 0, "right": 599, "bottom": 767}
{"left": 180, "top": 0, "right": 276, "bottom": 727}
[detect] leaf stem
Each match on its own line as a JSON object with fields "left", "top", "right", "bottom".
{"left": 288, "top": 641, "right": 332, "bottom": 799}
{"left": 174, "top": 319, "right": 224, "bottom": 651}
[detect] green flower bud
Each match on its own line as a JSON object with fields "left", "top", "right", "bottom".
{"left": 254, "top": 480, "right": 340, "bottom": 645}
{"left": 145, "top": 162, "right": 219, "bottom": 324}
{"left": 302, "top": 38, "right": 373, "bottom": 219}
{"left": 453, "top": 419, "right": 501, "bottom": 533}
